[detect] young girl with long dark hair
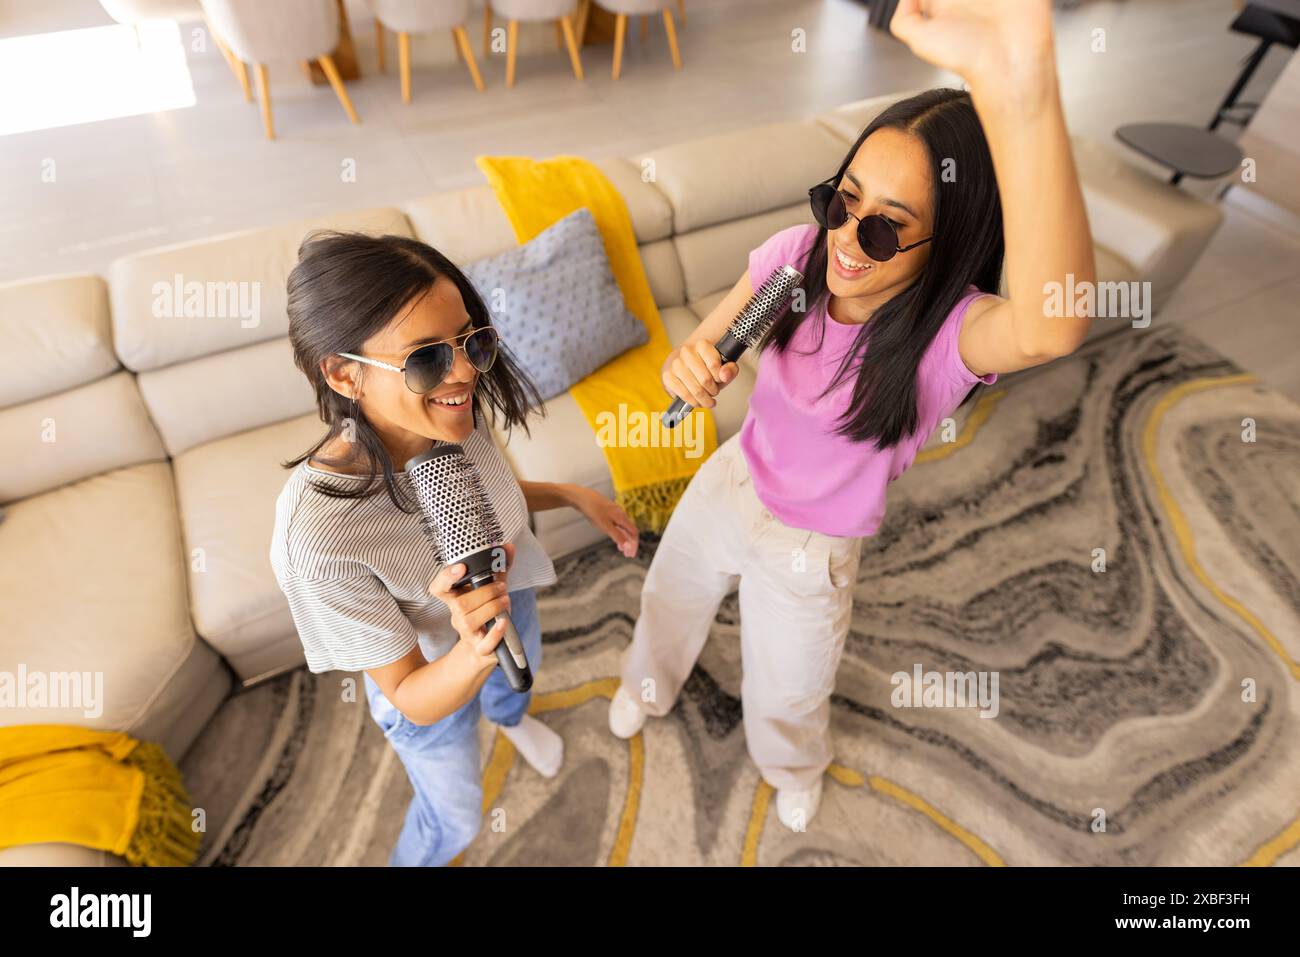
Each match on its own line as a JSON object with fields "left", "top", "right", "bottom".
{"left": 609, "top": 0, "right": 1096, "bottom": 829}
{"left": 271, "top": 233, "right": 638, "bottom": 866}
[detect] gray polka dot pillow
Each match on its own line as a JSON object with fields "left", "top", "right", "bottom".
{"left": 464, "top": 207, "right": 648, "bottom": 401}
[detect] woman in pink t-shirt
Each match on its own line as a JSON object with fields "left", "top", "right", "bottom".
{"left": 610, "top": 0, "right": 1098, "bottom": 829}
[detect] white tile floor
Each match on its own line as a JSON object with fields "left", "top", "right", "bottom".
{"left": 2, "top": 0, "right": 1297, "bottom": 396}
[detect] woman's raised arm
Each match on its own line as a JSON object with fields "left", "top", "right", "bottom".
{"left": 892, "top": 0, "right": 1097, "bottom": 376}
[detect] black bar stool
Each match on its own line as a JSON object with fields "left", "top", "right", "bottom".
{"left": 1210, "top": 3, "right": 1300, "bottom": 131}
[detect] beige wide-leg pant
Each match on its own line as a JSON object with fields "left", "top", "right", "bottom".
{"left": 620, "top": 433, "right": 864, "bottom": 791}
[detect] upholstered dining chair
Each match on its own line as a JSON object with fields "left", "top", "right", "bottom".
{"left": 371, "top": 0, "right": 484, "bottom": 102}
{"left": 483, "top": 0, "right": 585, "bottom": 87}
{"left": 198, "top": 0, "right": 359, "bottom": 139}
{"left": 98, "top": 0, "right": 257, "bottom": 101}
{"left": 596, "top": 0, "right": 681, "bottom": 79}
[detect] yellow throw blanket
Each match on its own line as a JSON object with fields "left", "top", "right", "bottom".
{"left": 0, "top": 724, "right": 200, "bottom": 866}
{"left": 477, "top": 155, "right": 717, "bottom": 533}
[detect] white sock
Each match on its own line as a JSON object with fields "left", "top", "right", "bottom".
{"left": 496, "top": 714, "right": 564, "bottom": 778}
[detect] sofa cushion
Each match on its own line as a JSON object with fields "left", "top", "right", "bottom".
{"left": 0, "top": 274, "right": 118, "bottom": 407}
{"left": 0, "top": 371, "right": 166, "bottom": 504}
{"left": 0, "top": 462, "right": 228, "bottom": 760}
{"left": 108, "top": 206, "right": 414, "bottom": 373}
{"left": 136, "top": 336, "right": 315, "bottom": 457}
{"left": 636, "top": 120, "right": 847, "bottom": 234}
{"left": 171, "top": 413, "right": 327, "bottom": 682}
{"left": 674, "top": 203, "right": 816, "bottom": 303}
{"left": 640, "top": 238, "right": 685, "bottom": 309}
{"left": 464, "top": 208, "right": 648, "bottom": 401}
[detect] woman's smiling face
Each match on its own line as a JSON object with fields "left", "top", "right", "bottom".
{"left": 342, "top": 276, "right": 482, "bottom": 450}
{"left": 824, "top": 126, "right": 935, "bottom": 305}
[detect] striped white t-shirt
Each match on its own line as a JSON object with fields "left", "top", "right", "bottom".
{"left": 270, "top": 416, "right": 557, "bottom": 674}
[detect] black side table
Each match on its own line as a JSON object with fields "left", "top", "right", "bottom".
{"left": 1115, "top": 122, "right": 1244, "bottom": 186}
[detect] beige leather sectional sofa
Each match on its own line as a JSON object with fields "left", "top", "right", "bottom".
{"left": 0, "top": 92, "right": 1224, "bottom": 865}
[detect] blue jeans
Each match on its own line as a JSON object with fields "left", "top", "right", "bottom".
{"left": 362, "top": 587, "right": 541, "bottom": 867}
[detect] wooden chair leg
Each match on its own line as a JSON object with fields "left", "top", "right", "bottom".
{"left": 560, "top": 16, "right": 584, "bottom": 81}
{"left": 555, "top": 20, "right": 564, "bottom": 49}
{"left": 254, "top": 63, "right": 274, "bottom": 139}
{"left": 506, "top": 19, "right": 518, "bottom": 88}
{"left": 640, "top": 14, "right": 648, "bottom": 41}
{"left": 232, "top": 57, "right": 252, "bottom": 102}
{"left": 210, "top": 29, "right": 236, "bottom": 72}
{"left": 398, "top": 32, "right": 412, "bottom": 103}
{"left": 375, "top": 19, "right": 386, "bottom": 72}
{"left": 576, "top": 0, "right": 591, "bottom": 44}
{"left": 678, "top": 0, "right": 686, "bottom": 27}
{"left": 453, "top": 26, "right": 485, "bottom": 91}
{"left": 209, "top": 23, "right": 252, "bottom": 101}
{"left": 663, "top": 9, "right": 681, "bottom": 69}
{"left": 319, "top": 54, "right": 359, "bottom": 123}
{"left": 612, "top": 14, "right": 626, "bottom": 80}
{"left": 483, "top": 1, "right": 493, "bottom": 56}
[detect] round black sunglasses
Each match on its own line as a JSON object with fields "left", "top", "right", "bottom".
{"left": 808, "top": 178, "right": 933, "bottom": 262}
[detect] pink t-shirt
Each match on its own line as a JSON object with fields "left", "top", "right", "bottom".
{"left": 738, "top": 224, "right": 998, "bottom": 538}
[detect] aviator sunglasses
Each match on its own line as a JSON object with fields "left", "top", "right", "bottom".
{"left": 808, "top": 177, "right": 933, "bottom": 262}
{"left": 338, "top": 325, "right": 500, "bottom": 394}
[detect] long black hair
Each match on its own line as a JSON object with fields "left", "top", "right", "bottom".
{"left": 284, "top": 231, "right": 543, "bottom": 511}
{"left": 762, "top": 88, "right": 1004, "bottom": 450}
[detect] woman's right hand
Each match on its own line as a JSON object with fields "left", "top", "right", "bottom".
{"left": 663, "top": 339, "right": 739, "bottom": 410}
{"left": 428, "top": 542, "right": 515, "bottom": 673}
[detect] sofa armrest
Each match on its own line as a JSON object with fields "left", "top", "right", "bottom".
{"left": 1071, "top": 137, "right": 1224, "bottom": 313}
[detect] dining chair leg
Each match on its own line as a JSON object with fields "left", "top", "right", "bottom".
{"left": 375, "top": 19, "right": 386, "bottom": 72}
{"left": 209, "top": 24, "right": 252, "bottom": 101}
{"left": 640, "top": 14, "right": 648, "bottom": 41}
{"left": 233, "top": 58, "right": 252, "bottom": 102}
{"left": 483, "top": 2, "right": 493, "bottom": 56}
{"left": 210, "top": 29, "right": 236, "bottom": 73}
{"left": 453, "top": 26, "right": 486, "bottom": 91}
{"left": 575, "top": 0, "right": 591, "bottom": 44}
{"left": 560, "top": 16, "right": 584, "bottom": 81}
{"left": 678, "top": 0, "right": 686, "bottom": 27}
{"left": 612, "top": 14, "right": 626, "bottom": 80}
{"left": 555, "top": 21, "right": 564, "bottom": 49}
{"left": 254, "top": 63, "right": 274, "bottom": 139}
{"left": 663, "top": 9, "right": 682, "bottom": 69}
{"left": 506, "top": 19, "right": 518, "bottom": 88}
{"left": 319, "top": 54, "right": 360, "bottom": 123}
{"left": 398, "top": 32, "right": 412, "bottom": 103}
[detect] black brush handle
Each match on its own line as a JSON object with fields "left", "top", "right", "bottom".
{"left": 661, "top": 330, "right": 745, "bottom": 429}
{"left": 459, "top": 551, "right": 531, "bottom": 694}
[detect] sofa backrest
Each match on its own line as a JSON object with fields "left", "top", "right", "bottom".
{"left": 403, "top": 156, "right": 684, "bottom": 307}
{"left": 106, "top": 206, "right": 412, "bottom": 457}
{"left": 640, "top": 119, "right": 849, "bottom": 304}
{"left": 0, "top": 275, "right": 166, "bottom": 504}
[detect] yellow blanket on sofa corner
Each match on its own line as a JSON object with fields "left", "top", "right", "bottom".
{"left": 0, "top": 724, "right": 200, "bottom": 866}
{"left": 476, "top": 154, "right": 717, "bottom": 533}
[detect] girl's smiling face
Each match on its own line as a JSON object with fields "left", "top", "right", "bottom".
{"left": 323, "top": 276, "right": 481, "bottom": 465}
{"left": 824, "top": 126, "right": 935, "bottom": 309}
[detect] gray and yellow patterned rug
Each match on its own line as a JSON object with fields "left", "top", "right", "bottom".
{"left": 181, "top": 326, "right": 1300, "bottom": 866}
